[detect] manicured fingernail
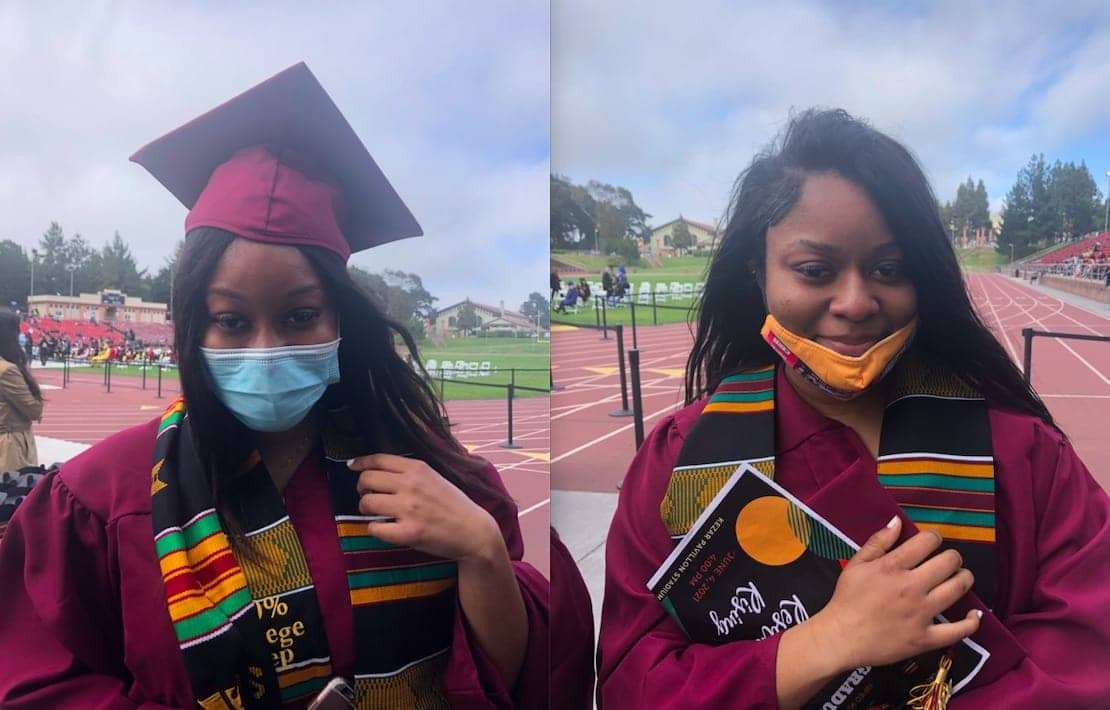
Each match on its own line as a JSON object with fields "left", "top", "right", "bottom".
{"left": 346, "top": 458, "right": 356, "bottom": 468}
{"left": 886, "top": 515, "right": 900, "bottom": 529}
{"left": 974, "top": 609, "right": 983, "bottom": 619}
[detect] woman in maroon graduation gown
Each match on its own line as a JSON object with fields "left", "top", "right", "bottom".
{"left": 597, "top": 109, "right": 1110, "bottom": 708}
{"left": 0, "top": 64, "right": 547, "bottom": 709}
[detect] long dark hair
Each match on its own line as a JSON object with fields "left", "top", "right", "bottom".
{"left": 0, "top": 310, "right": 42, "bottom": 401}
{"left": 686, "top": 108, "right": 1056, "bottom": 429}
{"left": 173, "top": 227, "right": 507, "bottom": 540}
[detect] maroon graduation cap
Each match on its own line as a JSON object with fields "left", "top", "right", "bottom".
{"left": 130, "top": 62, "right": 422, "bottom": 261}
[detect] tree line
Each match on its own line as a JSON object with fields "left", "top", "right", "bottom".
{"left": 551, "top": 175, "right": 651, "bottom": 263}
{"left": 553, "top": 156, "right": 1107, "bottom": 266}
{"left": 1, "top": 222, "right": 548, "bottom": 340}
{"left": 997, "top": 156, "right": 1104, "bottom": 259}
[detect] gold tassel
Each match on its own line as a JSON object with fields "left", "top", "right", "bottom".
{"left": 907, "top": 654, "right": 953, "bottom": 710}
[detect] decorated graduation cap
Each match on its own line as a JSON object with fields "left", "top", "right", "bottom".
{"left": 130, "top": 62, "right": 422, "bottom": 262}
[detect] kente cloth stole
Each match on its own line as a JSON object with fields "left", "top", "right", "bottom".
{"left": 151, "top": 397, "right": 457, "bottom": 709}
{"left": 661, "top": 356, "right": 998, "bottom": 609}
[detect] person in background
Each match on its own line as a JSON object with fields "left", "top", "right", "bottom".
{"left": 577, "top": 277, "right": 592, "bottom": 305}
{"left": 551, "top": 271, "right": 562, "bottom": 302}
{"left": 601, "top": 267, "right": 614, "bottom": 304}
{"left": 0, "top": 310, "right": 44, "bottom": 471}
{"left": 554, "top": 282, "right": 580, "bottom": 314}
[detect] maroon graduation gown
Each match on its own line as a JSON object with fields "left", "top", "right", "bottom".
{"left": 597, "top": 367, "right": 1110, "bottom": 708}
{"left": 0, "top": 417, "right": 549, "bottom": 708}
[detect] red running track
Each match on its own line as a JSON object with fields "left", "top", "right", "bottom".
{"left": 29, "top": 369, "right": 550, "bottom": 576}
{"left": 551, "top": 273, "right": 1110, "bottom": 494}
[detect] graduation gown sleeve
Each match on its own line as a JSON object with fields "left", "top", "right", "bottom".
{"left": 441, "top": 460, "right": 550, "bottom": 709}
{"left": 596, "top": 410, "right": 782, "bottom": 710}
{"left": 0, "top": 471, "right": 177, "bottom": 709}
{"left": 953, "top": 414, "right": 1110, "bottom": 707}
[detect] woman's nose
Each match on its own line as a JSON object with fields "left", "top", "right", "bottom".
{"left": 828, "top": 272, "right": 880, "bottom": 322}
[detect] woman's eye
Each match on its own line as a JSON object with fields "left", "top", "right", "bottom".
{"left": 872, "top": 262, "right": 905, "bottom": 281}
{"left": 213, "top": 314, "right": 247, "bottom": 331}
{"left": 287, "top": 309, "right": 321, "bottom": 327}
{"left": 795, "top": 263, "right": 832, "bottom": 280}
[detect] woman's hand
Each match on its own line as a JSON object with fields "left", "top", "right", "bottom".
{"left": 810, "top": 516, "right": 983, "bottom": 672}
{"left": 350, "top": 454, "right": 503, "bottom": 562}
{"left": 351, "top": 453, "right": 529, "bottom": 689}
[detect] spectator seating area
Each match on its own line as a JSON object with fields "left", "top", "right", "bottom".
{"left": 554, "top": 280, "right": 705, "bottom": 310}
{"left": 19, "top": 317, "right": 123, "bottom": 345}
{"left": 1024, "top": 231, "right": 1110, "bottom": 284}
{"left": 1029, "top": 232, "right": 1110, "bottom": 264}
{"left": 424, "top": 359, "right": 497, "bottom": 378}
{"left": 114, "top": 320, "right": 174, "bottom": 345}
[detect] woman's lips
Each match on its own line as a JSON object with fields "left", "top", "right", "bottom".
{"left": 816, "top": 337, "right": 878, "bottom": 357}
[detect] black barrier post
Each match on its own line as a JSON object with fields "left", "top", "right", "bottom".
{"left": 594, "top": 298, "right": 601, "bottom": 330}
{"left": 501, "top": 383, "right": 522, "bottom": 449}
{"left": 600, "top": 297, "right": 609, "bottom": 340}
{"left": 651, "top": 291, "right": 658, "bottom": 325}
{"left": 629, "top": 348, "right": 645, "bottom": 449}
{"left": 141, "top": 358, "right": 147, "bottom": 390}
{"left": 440, "top": 368, "right": 446, "bottom": 400}
{"left": 157, "top": 364, "right": 163, "bottom": 399}
{"left": 610, "top": 324, "right": 633, "bottom": 417}
{"left": 629, "top": 298, "right": 638, "bottom": 348}
{"left": 106, "top": 359, "right": 112, "bottom": 393}
{"left": 62, "top": 355, "right": 67, "bottom": 389}
{"left": 510, "top": 368, "right": 516, "bottom": 389}
{"left": 1022, "top": 328, "right": 1034, "bottom": 384}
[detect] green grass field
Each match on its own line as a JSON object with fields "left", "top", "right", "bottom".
{"left": 66, "top": 338, "right": 549, "bottom": 401}
{"left": 415, "top": 336, "right": 550, "bottom": 400}
{"left": 553, "top": 251, "right": 710, "bottom": 283}
{"left": 957, "top": 247, "right": 1006, "bottom": 272}
{"left": 551, "top": 295, "right": 698, "bottom": 328}
{"left": 68, "top": 361, "right": 180, "bottom": 382}
{"left": 552, "top": 251, "right": 709, "bottom": 327}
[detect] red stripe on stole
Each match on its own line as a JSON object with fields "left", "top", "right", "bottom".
{"left": 889, "top": 487, "right": 995, "bottom": 512}
{"left": 716, "top": 380, "right": 773, "bottom": 394}
{"left": 343, "top": 547, "right": 449, "bottom": 572}
{"left": 163, "top": 552, "right": 240, "bottom": 599}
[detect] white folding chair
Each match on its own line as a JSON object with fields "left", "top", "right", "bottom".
{"left": 655, "top": 282, "right": 670, "bottom": 302}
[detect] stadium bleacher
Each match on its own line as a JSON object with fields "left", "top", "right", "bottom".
{"left": 1029, "top": 231, "right": 1110, "bottom": 265}
{"left": 19, "top": 317, "right": 123, "bottom": 344}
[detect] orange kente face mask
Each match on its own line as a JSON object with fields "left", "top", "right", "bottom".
{"left": 760, "top": 314, "right": 917, "bottom": 399}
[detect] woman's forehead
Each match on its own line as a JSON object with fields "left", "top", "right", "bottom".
{"left": 208, "top": 238, "right": 322, "bottom": 288}
{"left": 768, "top": 172, "right": 894, "bottom": 252}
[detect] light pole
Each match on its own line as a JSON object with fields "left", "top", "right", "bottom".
{"left": 29, "top": 248, "right": 37, "bottom": 299}
{"left": 1104, "top": 172, "right": 1109, "bottom": 233}
{"left": 66, "top": 263, "right": 77, "bottom": 297}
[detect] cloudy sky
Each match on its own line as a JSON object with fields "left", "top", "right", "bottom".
{"left": 0, "top": 2, "right": 548, "bottom": 311}
{"left": 553, "top": 0, "right": 1110, "bottom": 230}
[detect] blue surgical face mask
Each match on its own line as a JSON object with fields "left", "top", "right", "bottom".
{"left": 200, "top": 337, "right": 341, "bottom": 432}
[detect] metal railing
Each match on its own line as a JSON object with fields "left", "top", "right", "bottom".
{"left": 1022, "top": 327, "right": 1110, "bottom": 384}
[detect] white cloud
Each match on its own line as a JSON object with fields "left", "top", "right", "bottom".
{"left": 553, "top": 0, "right": 1110, "bottom": 224}
{"left": 0, "top": 1, "right": 548, "bottom": 309}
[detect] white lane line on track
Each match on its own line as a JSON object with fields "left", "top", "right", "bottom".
{"left": 518, "top": 498, "right": 549, "bottom": 517}
{"left": 986, "top": 275, "right": 1110, "bottom": 388}
{"left": 996, "top": 277, "right": 1110, "bottom": 337}
{"left": 1005, "top": 276, "right": 1110, "bottom": 323}
{"left": 975, "top": 273, "right": 1020, "bottom": 363}
{"left": 551, "top": 400, "right": 682, "bottom": 464}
